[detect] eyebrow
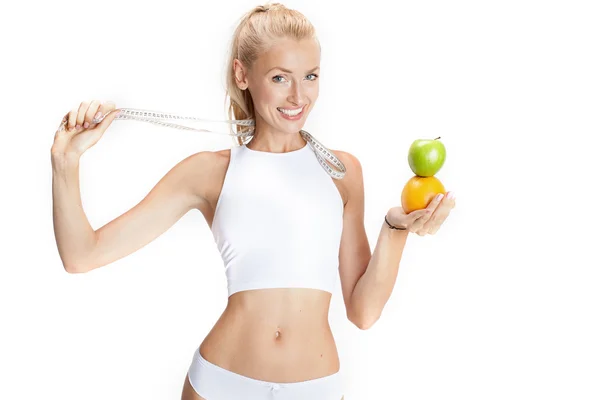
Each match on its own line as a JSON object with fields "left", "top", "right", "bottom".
{"left": 268, "top": 66, "right": 320, "bottom": 74}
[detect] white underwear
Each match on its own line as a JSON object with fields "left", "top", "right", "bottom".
{"left": 187, "top": 347, "right": 345, "bottom": 400}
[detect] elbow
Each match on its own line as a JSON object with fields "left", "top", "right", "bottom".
{"left": 348, "top": 309, "right": 380, "bottom": 330}
{"left": 353, "top": 319, "right": 372, "bottom": 330}
{"left": 62, "top": 258, "right": 91, "bottom": 274}
{"left": 64, "top": 264, "right": 86, "bottom": 274}
{"left": 61, "top": 247, "right": 98, "bottom": 274}
{"left": 356, "top": 316, "right": 379, "bottom": 330}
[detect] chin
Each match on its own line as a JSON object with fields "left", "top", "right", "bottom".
{"left": 273, "top": 117, "right": 306, "bottom": 132}
{"left": 284, "top": 122, "right": 306, "bottom": 134}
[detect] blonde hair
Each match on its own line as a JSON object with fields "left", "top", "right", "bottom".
{"left": 224, "top": 2, "right": 318, "bottom": 146}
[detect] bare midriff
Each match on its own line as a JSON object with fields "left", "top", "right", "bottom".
{"left": 198, "top": 287, "right": 340, "bottom": 383}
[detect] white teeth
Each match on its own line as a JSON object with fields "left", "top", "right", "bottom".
{"left": 278, "top": 107, "right": 303, "bottom": 116}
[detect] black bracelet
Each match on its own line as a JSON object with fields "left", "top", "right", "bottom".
{"left": 385, "top": 215, "right": 407, "bottom": 230}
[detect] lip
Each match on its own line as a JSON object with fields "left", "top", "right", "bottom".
{"left": 277, "top": 105, "right": 305, "bottom": 121}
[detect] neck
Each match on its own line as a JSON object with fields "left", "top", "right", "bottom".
{"left": 247, "top": 126, "right": 306, "bottom": 153}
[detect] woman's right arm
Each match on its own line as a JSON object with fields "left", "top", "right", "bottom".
{"left": 51, "top": 100, "right": 211, "bottom": 273}
{"left": 52, "top": 152, "right": 210, "bottom": 273}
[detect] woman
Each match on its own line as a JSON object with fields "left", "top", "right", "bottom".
{"left": 51, "top": 3, "right": 455, "bottom": 399}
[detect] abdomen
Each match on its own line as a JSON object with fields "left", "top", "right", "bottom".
{"left": 198, "top": 288, "right": 341, "bottom": 382}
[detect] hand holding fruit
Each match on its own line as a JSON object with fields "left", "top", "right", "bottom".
{"left": 51, "top": 100, "right": 120, "bottom": 161}
{"left": 395, "top": 136, "right": 455, "bottom": 235}
{"left": 387, "top": 191, "right": 455, "bottom": 236}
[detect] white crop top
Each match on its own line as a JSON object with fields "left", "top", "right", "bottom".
{"left": 210, "top": 141, "right": 344, "bottom": 297}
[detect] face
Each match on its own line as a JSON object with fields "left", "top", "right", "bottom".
{"left": 234, "top": 37, "right": 320, "bottom": 135}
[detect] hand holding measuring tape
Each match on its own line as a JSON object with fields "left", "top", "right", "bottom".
{"left": 52, "top": 100, "right": 121, "bottom": 159}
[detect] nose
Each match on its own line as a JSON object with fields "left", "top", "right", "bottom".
{"left": 288, "top": 81, "right": 304, "bottom": 105}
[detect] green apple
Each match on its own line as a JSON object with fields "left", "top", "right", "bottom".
{"left": 407, "top": 137, "right": 446, "bottom": 177}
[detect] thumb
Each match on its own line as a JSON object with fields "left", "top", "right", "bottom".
{"left": 95, "top": 109, "right": 121, "bottom": 130}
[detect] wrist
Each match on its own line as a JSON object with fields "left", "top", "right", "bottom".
{"left": 51, "top": 150, "right": 80, "bottom": 164}
{"left": 51, "top": 152, "right": 80, "bottom": 173}
{"left": 384, "top": 214, "right": 407, "bottom": 230}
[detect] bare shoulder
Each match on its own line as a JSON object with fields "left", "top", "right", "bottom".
{"left": 329, "top": 149, "right": 361, "bottom": 172}
{"left": 183, "top": 147, "right": 234, "bottom": 217}
{"left": 175, "top": 149, "right": 229, "bottom": 209}
{"left": 328, "top": 149, "right": 363, "bottom": 207}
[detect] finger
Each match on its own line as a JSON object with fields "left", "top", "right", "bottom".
{"left": 67, "top": 108, "right": 78, "bottom": 131}
{"left": 414, "top": 193, "right": 443, "bottom": 234}
{"left": 421, "top": 212, "right": 439, "bottom": 232}
{"left": 92, "top": 100, "right": 116, "bottom": 124}
{"left": 76, "top": 100, "right": 90, "bottom": 129}
{"left": 448, "top": 193, "right": 456, "bottom": 209}
{"left": 422, "top": 195, "right": 450, "bottom": 230}
{"left": 96, "top": 109, "right": 120, "bottom": 133}
{"left": 429, "top": 210, "right": 452, "bottom": 234}
{"left": 423, "top": 211, "right": 447, "bottom": 234}
{"left": 429, "top": 224, "right": 442, "bottom": 235}
{"left": 413, "top": 208, "right": 431, "bottom": 223}
{"left": 93, "top": 101, "right": 117, "bottom": 124}
{"left": 411, "top": 192, "right": 454, "bottom": 235}
{"left": 409, "top": 209, "right": 431, "bottom": 233}
{"left": 84, "top": 100, "right": 102, "bottom": 129}
{"left": 426, "top": 192, "right": 445, "bottom": 212}
{"left": 405, "top": 208, "right": 430, "bottom": 225}
{"left": 435, "top": 192, "right": 455, "bottom": 221}
{"left": 427, "top": 199, "right": 456, "bottom": 235}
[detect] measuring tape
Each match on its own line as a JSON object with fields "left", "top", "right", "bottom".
{"left": 79, "top": 107, "right": 347, "bottom": 179}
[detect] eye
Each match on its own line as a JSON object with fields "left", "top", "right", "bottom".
{"left": 272, "top": 74, "right": 319, "bottom": 83}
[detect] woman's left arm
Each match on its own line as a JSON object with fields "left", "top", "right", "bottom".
{"left": 336, "top": 151, "right": 456, "bottom": 330}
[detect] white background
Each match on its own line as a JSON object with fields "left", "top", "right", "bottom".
{"left": 1, "top": 0, "right": 599, "bottom": 399}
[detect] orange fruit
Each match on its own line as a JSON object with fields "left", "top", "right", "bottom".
{"left": 401, "top": 176, "right": 446, "bottom": 213}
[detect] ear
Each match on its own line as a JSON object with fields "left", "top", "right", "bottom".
{"left": 233, "top": 59, "right": 249, "bottom": 90}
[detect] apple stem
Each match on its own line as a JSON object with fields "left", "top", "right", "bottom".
{"left": 434, "top": 136, "right": 441, "bottom": 140}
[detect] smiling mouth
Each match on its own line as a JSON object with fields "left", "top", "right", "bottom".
{"left": 277, "top": 106, "right": 305, "bottom": 117}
